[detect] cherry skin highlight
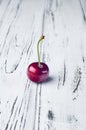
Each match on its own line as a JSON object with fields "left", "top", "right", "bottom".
{"left": 27, "top": 62, "right": 49, "bottom": 83}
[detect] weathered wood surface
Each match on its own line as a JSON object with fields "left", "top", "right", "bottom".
{"left": 0, "top": 0, "right": 86, "bottom": 129}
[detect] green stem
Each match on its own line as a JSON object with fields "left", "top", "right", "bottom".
{"left": 37, "top": 36, "right": 45, "bottom": 67}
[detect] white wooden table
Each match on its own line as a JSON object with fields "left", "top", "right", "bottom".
{"left": 0, "top": 0, "right": 86, "bottom": 129}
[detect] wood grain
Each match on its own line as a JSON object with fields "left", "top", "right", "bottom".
{"left": 0, "top": 0, "right": 86, "bottom": 130}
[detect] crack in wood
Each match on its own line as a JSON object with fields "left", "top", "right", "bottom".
{"left": 19, "top": 115, "right": 23, "bottom": 130}
{"left": 73, "top": 67, "right": 82, "bottom": 93}
{"left": 13, "top": 120, "right": 18, "bottom": 130}
{"left": 33, "top": 85, "right": 38, "bottom": 130}
{"left": 0, "top": 0, "right": 23, "bottom": 58}
{"left": 57, "top": 75, "right": 62, "bottom": 89}
{"left": 57, "top": 63, "right": 66, "bottom": 89}
{"left": 23, "top": 118, "right": 26, "bottom": 130}
{"left": 38, "top": 84, "right": 42, "bottom": 130}
{"left": 18, "top": 81, "right": 31, "bottom": 130}
{"left": 73, "top": 77, "right": 81, "bottom": 93}
{"left": 9, "top": 106, "right": 19, "bottom": 130}
{"left": 0, "top": 23, "right": 12, "bottom": 57}
{"left": 5, "top": 17, "right": 35, "bottom": 74}
{"left": 26, "top": 30, "right": 35, "bottom": 55}
{"left": 21, "top": 84, "right": 31, "bottom": 130}
{"left": 51, "top": 11, "right": 55, "bottom": 31}
{"left": 4, "top": 81, "right": 31, "bottom": 130}
{"left": 73, "top": 97, "right": 77, "bottom": 101}
{"left": 11, "top": 97, "right": 18, "bottom": 116}
{"left": 18, "top": 98, "right": 27, "bottom": 130}
{"left": 4, "top": 96, "right": 18, "bottom": 130}
{"left": 48, "top": 110, "right": 54, "bottom": 120}
{"left": 63, "top": 62, "right": 66, "bottom": 86}
{"left": 79, "top": 0, "right": 86, "bottom": 22}
{"left": 14, "top": 0, "right": 23, "bottom": 19}
{"left": 82, "top": 56, "right": 85, "bottom": 63}
{"left": 5, "top": 47, "right": 25, "bottom": 74}
{"left": 10, "top": 81, "right": 31, "bottom": 130}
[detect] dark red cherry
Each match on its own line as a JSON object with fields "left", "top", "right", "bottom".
{"left": 27, "top": 62, "right": 49, "bottom": 83}
{"left": 27, "top": 35, "right": 49, "bottom": 83}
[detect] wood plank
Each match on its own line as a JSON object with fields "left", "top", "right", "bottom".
{"left": 0, "top": 0, "right": 86, "bottom": 130}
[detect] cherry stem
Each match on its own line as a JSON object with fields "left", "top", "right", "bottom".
{"left": 37, "top": 35, "right": 45, "bottom": 67}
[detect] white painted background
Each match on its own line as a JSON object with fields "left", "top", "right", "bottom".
{"left": 0, "top": 0, "right": 86, "bottom": 129}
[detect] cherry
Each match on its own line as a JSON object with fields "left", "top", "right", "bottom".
{"left": 27, "top": 36, "right": 49, "bottom": 83}
{"left": 27, "top": 62, "right": 49, "bottom": 82}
